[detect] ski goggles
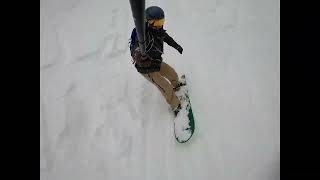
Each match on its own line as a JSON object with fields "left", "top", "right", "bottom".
{"left": 148, "top": 18, "right": 165, "bottom": 27}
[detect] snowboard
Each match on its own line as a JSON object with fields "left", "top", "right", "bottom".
{"left": 174, "top": 75, "right": 195, "bottom": 143}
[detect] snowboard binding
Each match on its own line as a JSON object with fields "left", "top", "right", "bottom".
{"left": 174, "top": 75, "right": 186, "bottom": 91}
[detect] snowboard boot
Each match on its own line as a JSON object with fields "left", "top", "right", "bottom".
{"left": 173, "top": 104, "right": 182, "bottom": 116}
{"left": 173, "top": 75, "right": 186, "bottom": 92}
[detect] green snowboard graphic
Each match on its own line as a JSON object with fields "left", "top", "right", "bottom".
{"left": 174, "top": 75, "right": 195, "bottom": 143}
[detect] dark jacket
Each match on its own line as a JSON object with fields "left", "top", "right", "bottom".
{"left": 130, "top": 26, "right": 180, "bottom": 74}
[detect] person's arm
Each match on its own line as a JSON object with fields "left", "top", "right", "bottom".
{"left": 163, "top": 32, "right": 183, "bottom": 54}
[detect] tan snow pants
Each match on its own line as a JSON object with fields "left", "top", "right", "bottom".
{"left": 141, "top": 62, "right": 181, "bottom": 110}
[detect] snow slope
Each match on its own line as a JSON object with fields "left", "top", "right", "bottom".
{"left": 40, "top": 0, "right": 280, "bottom": 179}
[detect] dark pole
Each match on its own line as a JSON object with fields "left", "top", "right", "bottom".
{"left": 129, "top": 0, "right": 146, "bottom": 55}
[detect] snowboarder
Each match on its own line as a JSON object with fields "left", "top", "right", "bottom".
{"left": 129, "top": 6, "right": 184, "bottom": 116}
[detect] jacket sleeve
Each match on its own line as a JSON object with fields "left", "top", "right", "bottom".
{"left": 163, "top": 32, "right": 180, "bottom": 49}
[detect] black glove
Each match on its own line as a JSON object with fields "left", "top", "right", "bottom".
{"left": 133, "top": 47, "right": 152, "bottom": 67}
{"left": 176, "top": 45, "right": 183, "bottom": 54}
